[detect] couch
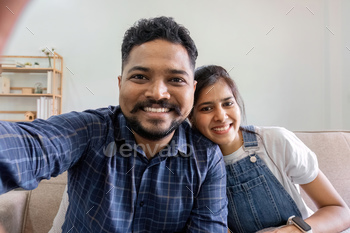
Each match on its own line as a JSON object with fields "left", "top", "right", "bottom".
{"left": 0, "top": 131, "right": 349, "bottom": 233}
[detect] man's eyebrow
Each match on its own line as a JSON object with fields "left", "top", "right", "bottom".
{"left": 197, "top": 97, "right": 234, "bottom": 107}
{"left": 166, "top": 69, "right": 190, "bottom": 77}
{"left": 127, "top": 66, "right": 149, "bottom": 74}
{"left": 127, "top": 67, "right": 190, "bottom": 77}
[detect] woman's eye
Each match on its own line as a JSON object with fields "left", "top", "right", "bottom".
{"left": 223, "top": 102, "right": 234, "bottom": 107}
{"left": 200, "top": 106, "right": 212, "bottom": 112}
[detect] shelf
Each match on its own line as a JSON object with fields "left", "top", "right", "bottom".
{"left": 0, "top": 54, "right": 63, "bottom": 120}
{"left": 1, "top": 119, "right": 34, "bottom": 122}
{"left": 0, "top": 111, "right": 37, "bottom": 114}
{"left": 0, "top": 94, "right": 59, "bottom": 97}
{"left": 1, "top": 67, "right": 62, "bottom": 74}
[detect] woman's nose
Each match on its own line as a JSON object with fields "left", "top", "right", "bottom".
{"left": 214, "top": 107, "right": 228, "bottom": 122}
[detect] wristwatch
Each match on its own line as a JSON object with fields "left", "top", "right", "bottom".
{"left": 287, "top": 215, "right": 312, "bottom": 232}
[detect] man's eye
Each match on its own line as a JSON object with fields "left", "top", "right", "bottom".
{"left": 132, "top": 75, "right": 147, "bottom": 80}
{"left": 170, "top": 77, "right": 185, "bottom": 83}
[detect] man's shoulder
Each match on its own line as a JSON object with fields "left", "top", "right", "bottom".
{"left": 178, "top": 121, "right": 219, "bottom": 153}
{"left": 46, "top": 106, "right": 119, "bottom": 132}
{"left": 82, "top": 105, "right": 120, "bottom": 119}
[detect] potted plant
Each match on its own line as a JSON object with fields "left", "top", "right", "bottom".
{"left": 34, "top": 62, "right": 40, "bottom": 68}
{"left": 41, "top": 47, "right": 55, "bottom": 67}
{"left": 24, "top": 62, "right": 32, "bottom": 68}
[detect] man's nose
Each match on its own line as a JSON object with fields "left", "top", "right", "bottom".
{"left": 145, "top": 80, "right": 170, "bottom": 100}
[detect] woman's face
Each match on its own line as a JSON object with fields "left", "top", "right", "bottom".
{"left": 192, "top": 78, "right": 242, "bottom": 150}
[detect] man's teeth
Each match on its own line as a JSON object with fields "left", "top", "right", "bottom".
{"left": 144, "top": 107, "right": 170, "bottom": 113}
{"left": 213, "top": 125, "right": 230, "bottom": 131}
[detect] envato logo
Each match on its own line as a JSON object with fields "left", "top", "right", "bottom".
{"left": 103, "top": 140, "right": 195, "bottom": 158}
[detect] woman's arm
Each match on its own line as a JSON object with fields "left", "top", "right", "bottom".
{"left": 265, "top": 169, "right": 350, "bottom": 233}
{"left": 301, "top": 169, "right": 350, "bottom": 232}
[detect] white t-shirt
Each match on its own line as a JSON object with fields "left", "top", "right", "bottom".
{"left": 223, "top": 126, "right": 319, "bottom": 218}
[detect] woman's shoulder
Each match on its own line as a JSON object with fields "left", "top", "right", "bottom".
{"left": 253, "top": 126, "right": 294, "bottom": 137}
{"left": 252, "top": 126, "right": 303, "bottom": 147}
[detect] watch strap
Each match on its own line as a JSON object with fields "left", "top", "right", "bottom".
{"left": 287, "top": 215, "right": 312, "bottom": 233}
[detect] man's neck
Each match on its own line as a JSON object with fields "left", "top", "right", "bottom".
{"left": 133, "top": 132, "right": 175, "bottom": 159}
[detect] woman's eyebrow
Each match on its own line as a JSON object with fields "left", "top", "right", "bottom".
{"left": 197, "top": 96, "right": 234, "bottom": 107}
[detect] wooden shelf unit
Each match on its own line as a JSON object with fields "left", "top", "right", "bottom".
{"left": 0, "top": 53, "right": 63, "bottom": 122}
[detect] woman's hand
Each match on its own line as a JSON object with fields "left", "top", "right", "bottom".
{"left": 260, "top": 225, "right": 302, "bottom": 233}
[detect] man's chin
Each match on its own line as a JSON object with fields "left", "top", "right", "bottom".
{"left": 125, "top": 116, "right": 183, "bottom": 141}
{"left": 134, "top": 124, "right": 178, "bottom": 141}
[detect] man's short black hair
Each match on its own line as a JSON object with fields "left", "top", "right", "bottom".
{"left": 121, "top": 16, "right": 198, "bottom": 70}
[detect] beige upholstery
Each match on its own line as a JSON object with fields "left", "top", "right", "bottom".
{"left": 0, "top": 190, "right": 29, "bottom": 233}
{"left": 296, "top": 131, "right": 350, "bottom": 210}
{"left": 0, "top": 131, "right": 349, "bottom": 232}
{"left": 0, "top": 173, "right": 67, "bottom": 233}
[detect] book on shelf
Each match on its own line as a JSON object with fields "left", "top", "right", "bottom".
{"left": 1, "top": 61, "right": 24, "bottom": 68}
{"left": 47, "top": 71, "right": 52, "bottom": 94}
{"left": 36, "top": 97, "right": 59, "bottom": 120}
{"left": 0, "top": 60, "right": 24, "bottom": 68}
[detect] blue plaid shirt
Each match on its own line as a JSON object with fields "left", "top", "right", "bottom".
{"left": 0, "top": 106, "right": 227, "bottom": 232}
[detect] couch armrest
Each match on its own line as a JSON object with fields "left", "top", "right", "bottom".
{"left": 0, "top": 190, "right": 30, "bottom": 233}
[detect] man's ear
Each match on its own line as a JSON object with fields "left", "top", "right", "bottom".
{"left": 193, "top": 80, "right": 197, "bottom": 92}
{"left": 118, "top": 76, "right": 122, "bottom": 89}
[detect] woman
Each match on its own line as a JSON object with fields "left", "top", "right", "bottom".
{"left": 190, "top": 65, "right": 350, "bottom": 233}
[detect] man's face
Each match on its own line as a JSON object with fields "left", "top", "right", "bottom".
{"left": 118, "top": 39, "right": 196, "bottom": 141}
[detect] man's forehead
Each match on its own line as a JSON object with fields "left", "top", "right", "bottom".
{"left": 122, "top": 40, "right": 194, "bottom": 75}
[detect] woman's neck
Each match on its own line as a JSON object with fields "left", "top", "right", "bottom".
{"left": 219, "top": 130, "right": 243, "bottom": 156}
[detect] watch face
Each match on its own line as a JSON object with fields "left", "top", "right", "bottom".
{"left": 292, "top": 216, "right": 311, "bottom": 231}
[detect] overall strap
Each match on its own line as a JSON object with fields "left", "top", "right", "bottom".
{"left": 241, "top": 125, "right": 258, "bottom": 148}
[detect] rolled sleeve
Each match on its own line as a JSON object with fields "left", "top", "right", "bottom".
{"left": 0, "top": 111, "right": 107, "bottom": 194}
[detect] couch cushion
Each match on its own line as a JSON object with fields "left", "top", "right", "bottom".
{"left": 0, "top": 190, "right": 29, "bottom": 233}
{"left": 295, "top": 131, "right": 350, "bottom": 210}
{"left": 23, "top": 172, "right": 67, "bottom": 233}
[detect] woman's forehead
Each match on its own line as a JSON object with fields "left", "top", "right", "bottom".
{"left": 197, "top": 79, "right": 234, "bottom": 103}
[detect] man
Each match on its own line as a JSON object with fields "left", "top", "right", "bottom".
{"left": 0, "top": 16, "right": 227, "bottom": 232}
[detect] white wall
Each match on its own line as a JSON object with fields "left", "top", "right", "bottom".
{"left": 3, "top": 0, "right": 350, "bottom": 130}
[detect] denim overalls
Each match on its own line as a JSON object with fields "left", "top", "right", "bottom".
{"left": 226, "top": 125, "right": 302, "bottom": 233}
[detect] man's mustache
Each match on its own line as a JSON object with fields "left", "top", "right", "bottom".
{"left": 130, "top": 99, "right": 182, "bottom": 116}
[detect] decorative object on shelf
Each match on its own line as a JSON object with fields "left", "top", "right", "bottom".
{"left": 34, "top": 62, "right": 40, "bottom": 68}
{"left": 22, "top": 87, "right": 33, "bottom": 94}
{"left": 0, "top": 76, "right": 10, "bottom": 94}
{"left": 41, "top": 47, "right": 55, "bottom": 68}
{"left": 34, "top": 82, "right": 43, "bottom": 94}
{"left": 24, "top": 111, "right": 36, "bottom": 121}
{"left": 24, "top": 62, "right": 32, "bottom": 67}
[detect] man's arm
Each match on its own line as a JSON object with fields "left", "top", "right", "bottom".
{"left": 186, "top": 146, "right": 228, "bottom": 232}
{"left": 0, "top": 110, "right": 106, "bottom": 194}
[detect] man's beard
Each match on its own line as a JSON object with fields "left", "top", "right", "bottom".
{"left": 124, "top": 99, "right": 184, "bottom": 141}
{"left": 124, "top": 115, "right": 182, "bottom": 141}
